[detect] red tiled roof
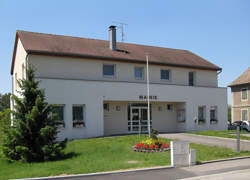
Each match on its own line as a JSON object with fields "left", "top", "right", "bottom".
{"left": 11, "top": 30, "right": 222, "bottom": 74}
{"left": 229, "top": 67, "right": 250, "bottom": 87}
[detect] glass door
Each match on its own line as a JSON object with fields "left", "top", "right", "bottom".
{"left": 129, "top": 106, "right": 151, "bottom": 133}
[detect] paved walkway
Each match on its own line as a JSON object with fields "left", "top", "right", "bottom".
{"left": 51, "top": 158, "right": 250, "bottom": 180}
{"left": 159, "top": 133, "right": 250, "bottom": 151}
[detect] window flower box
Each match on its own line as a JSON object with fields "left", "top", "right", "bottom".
{"left": 210, "top": 119, "right": 218, "bottom": 124}
{"left": 73, "top": 120, "right": 85, "bottom": 128}
{"left": 198, "top": 119, "right": 206, "bottom": 125}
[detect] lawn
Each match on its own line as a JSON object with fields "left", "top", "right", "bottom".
{"left": 1, "top": 135, "right": 250, "bottom": 180}
{"left": 187, "top": 130, "right": 250, "bottom": 141}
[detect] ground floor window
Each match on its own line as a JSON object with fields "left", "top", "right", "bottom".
{"left": 198, "top": 106, "right": 206, "bottom": 124}
{"left": 177, "top": 109, "right": 185, "bottom": 122}
{"left": 52, "top": 105, "right": 65, "bottom": 127}
{"left": 73, "top": 105, "right": 85, "bottom": 128}
{"left": 210, "top": 106, "right": 218, "bottom": 124}
{"left": 242, "top": 109, "right": 248, "bottom": 121}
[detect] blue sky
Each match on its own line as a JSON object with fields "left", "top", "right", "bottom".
{"left": 0, "top": 0, "right": 249, "bottom": 104}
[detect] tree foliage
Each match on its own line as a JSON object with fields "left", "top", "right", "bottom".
{"left": 0, "top": 93, "right": 11, "bottom": 111}
{"left": 2, "top": 67, "right": 67, "bottom": 162}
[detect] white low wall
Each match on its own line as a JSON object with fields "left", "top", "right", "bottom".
{"left": 37, "top": 78, "right": 227, "bottom": 140}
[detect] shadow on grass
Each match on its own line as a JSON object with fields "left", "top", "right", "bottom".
{"left": 0, "top": 151, "right": 81, "bottom": 164}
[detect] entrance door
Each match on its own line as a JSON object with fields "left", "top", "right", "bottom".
{"left": 129, "top": 106, "right": 151, "bottom": 133}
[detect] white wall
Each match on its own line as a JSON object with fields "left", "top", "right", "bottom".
{"left": 12, "top": 39, "right": 27, "bottom": 96}
{"left": 37, "top": 78, "right": 227, "bottom": 140}
{"left": 29, "top": 55, "right": 218, "bottom": 88}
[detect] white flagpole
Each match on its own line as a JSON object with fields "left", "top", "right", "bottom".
{"left": 146, "top": 54, "right": 150, "bottom": 137}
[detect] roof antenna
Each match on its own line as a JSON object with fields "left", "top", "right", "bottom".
{"left": 112, "top": 21, "right": 128, "bottom": 42}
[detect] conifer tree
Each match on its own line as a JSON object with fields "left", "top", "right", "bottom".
{"left": 3, "top": 66, "right": 67, "bottom": 162}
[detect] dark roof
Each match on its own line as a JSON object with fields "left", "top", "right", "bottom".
{"left": 229, "top": 67, "right": 250, "bottom": 87}
{"left": 11, "top": 30, "right": 222, "bottom": 74}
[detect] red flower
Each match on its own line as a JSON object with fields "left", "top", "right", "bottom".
{"left": 149, "top": 145, "right": 154, "bottom": 149}
{"left": 165, "top": 144, "right": 169, "bottom": 148}
{"left": 161, "top": 145, "right": 164, "bottom": 148}
{"left": 155, "top": 145, "right": 158, "bottom": 149}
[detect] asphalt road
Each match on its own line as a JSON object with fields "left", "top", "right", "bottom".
{"left": 159, "top": 133, "right": 250, "bottom": 151}
{"left": 48, "top": 158, "right": 250, "bottom": 180}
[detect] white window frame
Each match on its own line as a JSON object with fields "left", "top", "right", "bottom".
{"left": 134, "top": 66, "right": 144, "bottom": 80}
{"left": 72, "top": 104, "right": 86, "bottom": 128}
{"left": 52, "top": 104, "right": 65, "bottom": 128}
{"left": 103, "top": 64, "right": 116, "bottom": 78}
{"left": 241, "top": 109, "right": 248, "bottom": 121}
{"left": 160, "top": 69, "right": 171, "bottom": 81}
{"left": 241, "top": 88, "right": 248, "bottom": 101}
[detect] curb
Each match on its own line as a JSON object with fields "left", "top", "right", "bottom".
{"left": 185, "top": 133, "right": 250, "bottom": 143}
{"left": 12, "top": 165, "right": 174, "bottom": 180}
{"left": 198, "top": 155, "right": 250, "bottom": 165}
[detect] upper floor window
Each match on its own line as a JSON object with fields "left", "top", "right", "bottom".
{"left": 241, "top": 88, "right": 248, "bottom": 101}
{"left": 189, "top": 72, "right": 195, "bottom": 86}
{"left": 52, "top": 105, "right": 65, "bottom": 128}
{"left": 73, "top": 105, "right": 85, "bottom": 128}
{"left": 134, "top": 67, "right": 144, "bottom": 80}
{"left": 161, "top": 69, "right": 170, "bottom": 80}
{"left": 242, "top": 109, "right": 248, "bottom": 121}
{"left": 103, "top": 64, "right": 115, "bottom": 78}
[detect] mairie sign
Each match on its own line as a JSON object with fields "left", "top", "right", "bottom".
{"left": 139, "top": 95, "right": 157, "bottom": 100}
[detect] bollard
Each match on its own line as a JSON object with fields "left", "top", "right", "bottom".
{"left": 236, "top": 125, "right": 240, "bottom": 153}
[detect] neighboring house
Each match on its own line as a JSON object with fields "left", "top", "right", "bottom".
{"left": 10, "top": 26, "right": 227, "bottom": 140}
{"left": 229, "top": 68, "right": 250, "bottom": 122}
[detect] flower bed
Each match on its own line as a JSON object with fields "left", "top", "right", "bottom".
{"left": 132, "top": 138, "right": 170, "bottom": 153}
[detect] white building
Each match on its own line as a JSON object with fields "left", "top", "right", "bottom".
{"left": 11, "top": 26, "right": 227, "bottom": 140}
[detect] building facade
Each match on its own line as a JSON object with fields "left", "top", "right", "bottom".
{"left": 11, "top": 27, "right": 227, "bottom": 140}
{"left": 229, "top": 68, "right": 250, "bottom": 122}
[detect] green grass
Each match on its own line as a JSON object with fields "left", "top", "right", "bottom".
{"left": 187, "top": 130, "right": 250, "bottom": 140}
{"left": 1, "top": 135, "right": 250, "bottom": 180}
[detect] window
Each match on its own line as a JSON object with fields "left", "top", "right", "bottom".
{"left": 242, "top": 88, "right": 248, "bottom": 101}
{"left": 161, "top": 69, "right": 170, "bottom": 80}
{"left": 177, "top": 109, "right": 185, "bottom": 122}
{"left": 52, "top": 105, "right": 65, "bottom": 127}
{"left": 73, "top": 105, "right": 85, "bottom": 128}
{"left": 189, "top": 72, "right": 195, "bottom": 86}
{"left": 15, "top": 73, "right": 18, "bottom": 89}
{"left": 198, "top": 106, "right": 206, "bottom": 124}
{"left": 134, "top": 67, "right": 144, "bottom": 80}
{"left": 103, "top": 103, "right": 109, "bottom": 111}
{"left": 103, "top": 64, "right": 115, "bottom": 77}
{"left": 242, "top": 109, "right": 248, "bottom": 121}
{"left": 22, "top": 64, "right": 25, "bottom": 79}
{"left": 210, "top": 106, "right": 218, "bottom": 124}
{"left": 167, "top": 104, "right": 173, "bottom": 111}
